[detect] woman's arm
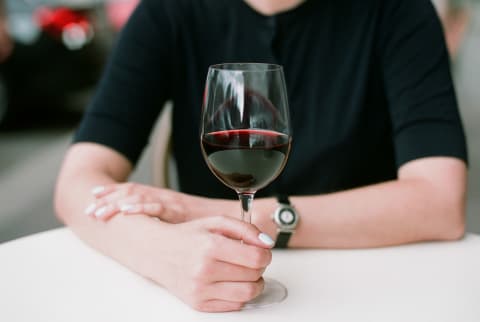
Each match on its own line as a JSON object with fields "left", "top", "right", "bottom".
{"left": 90, "top": 156, "right": 466, "bottom": 248}
{"left": 55, "top": 143, "right": 274, "bottom": 312}
{"left": 253, "top": 156, "right": 467, "bottom": 248}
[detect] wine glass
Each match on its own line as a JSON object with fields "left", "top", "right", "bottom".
{"left": 200, "top": 63, "right": 292, "bottom": 308}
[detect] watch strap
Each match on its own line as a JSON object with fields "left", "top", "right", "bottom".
{"left": 274, "top": 194, "right": 292, "bottom": 249}
{"left": 277, "top": 194, "right": 290, "bottom": 205}
{"left": 274, "top": 231, "right": 292, "bottom": 249}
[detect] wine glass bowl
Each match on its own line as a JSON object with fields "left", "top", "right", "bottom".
{"left": 201, "top": 63, "right": 292, "bottom": 194}
{"left": 201, "top": 128, "right": 291, "bottom": 193}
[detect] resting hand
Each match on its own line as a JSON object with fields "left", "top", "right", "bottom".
{"left": 84, "top": 183, "right": 224, "bottom": 223}
{"left": 141, "top": 216, "right": 274, "bottom": 312}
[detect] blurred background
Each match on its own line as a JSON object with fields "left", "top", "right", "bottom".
{"left": 0, "top": 0, "right": 479, "bottom": 243}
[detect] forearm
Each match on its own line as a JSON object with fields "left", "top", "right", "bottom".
{"left": 255, "top": 177, "right": 465, "bottom": 249}
{"left": 55, "top": 144, "right": 277, "bottom": 312}
{"left": 55, "top": 170, "right": 169, "bottom": 280}
{"left": 54, "top": 144, "right": 174, "bottom": 283}
{"left": 73, "top": 154, "right": 465, "bottom": 250}
{"left": 296, "top": 178, "right": 465, "bottom": 248}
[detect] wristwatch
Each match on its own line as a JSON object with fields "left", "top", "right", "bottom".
{"left": 273, "top": 195, "right": 299, "bottom": 248}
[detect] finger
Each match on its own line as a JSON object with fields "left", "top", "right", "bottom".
{"left": 121, "top": 203, "right": 162, "bottom": 216}
{"left": 87, "top": 192, "right": 160, "bottom": 221}
{"left": 193, "top": 300, "right": 243, "bottom": 312}
{"left": 93, "top": 203, "right": 121, "bottom": 221}
{"left": 208, "top": 278, "right": 264, "bottom": 303}
{"left": 204, "top": 216, "right": 275, "bottom": 249}
{"left": 86, "top": 183, "right": 157, "bottom": 217}
{"left": 90, "top": 184, "right": 117, "bottom": 198}
{"left": 213, "top": 235, "right": 272, "bottom": 269}
{"left": 202, "top": 261, "right": 265, "bottom": 283}
{"left": 93, "top": 184, "right": 161, "bottom": 209}
{"left": 84, "top": 196, "right": 128, "bottom": 220}
{"left": 91, "top": 182, "right": 141, "bottom": 199}
{"left": 121, "top": 202, "right": 186, "bottom": 223}
{"left": 84, "top": 198, "right": 113, "bottom": 217}
{"left": 87, "top": 191, "right": 143, "bottom": 218}
{"left": 84, "top": 202, "right": 98, "bottom": 216}
{"left": 213, "top": 262, "right": 265, "bottom": 282}
{"left": 84, "top": 201, "right": 106, "bottom": 217}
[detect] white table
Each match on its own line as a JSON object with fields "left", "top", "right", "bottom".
{"left": 1, "top": 228, "right": 479, "bottom": 322}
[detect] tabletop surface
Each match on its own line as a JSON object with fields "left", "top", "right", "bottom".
{"left": 1, "top": 228, "right": 479, "bottom": 322}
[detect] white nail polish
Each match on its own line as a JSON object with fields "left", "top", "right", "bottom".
{"left": 91, "top": 186, "right": 105, "bottom": 195}
{"left": 120, "top": 204, "right": 134, "bottom": 212}
{"left": 84, "top": 204, "right": 96, "bottom": 215}
{"left": 95, "top": 206, "right": 107, "bottom": 217}
{"left": 258, "top": 233, "right": 275, "bottom": 246}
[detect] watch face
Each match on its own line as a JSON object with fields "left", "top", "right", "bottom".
{"left": 279, "top": 208, "right": 295, "bottom": 225}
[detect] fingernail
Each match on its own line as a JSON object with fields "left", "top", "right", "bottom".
{"left": 120, "top": 204, "right": 134, "bottom": 212}
{"left": 84, "top": 203, "right": 96, "bottom": 215}
{"left": 258, "top": 233, "right": 275, "bottom": 247}
{"left": 91, "top": 186, "right": 105, "bottom": 195}
{"left": 94, "top": 206, "right": 108, "bottom": 217}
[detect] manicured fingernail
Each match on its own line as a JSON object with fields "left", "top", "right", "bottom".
{"left": 94, "top": 206, "right": 108, "bottom": 217}
{"left": 91, "top": 186, "right": 105, "bottom": 195}
{"left": 84, "top": 203, "right": 96, "bottom": 215}
{"left": 258, "top": 233, "right": 275, "bottom": 247}
{"left": 120, "top": 204, "right": 134, "bottom": 212}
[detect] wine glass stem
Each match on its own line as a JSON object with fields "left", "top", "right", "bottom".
{"left": 238, "top": 193, "right": 254, "bottom": 224}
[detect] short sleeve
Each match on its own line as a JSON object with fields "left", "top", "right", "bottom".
{"left": 73, "top": 0, "right": 175, "bottom": 165}
{"left": 378, "top": 0, "right": 468, "bottom": 167}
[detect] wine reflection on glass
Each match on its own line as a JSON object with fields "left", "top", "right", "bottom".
{"left": 200, "top": 63, "right": 292, "bottom": 308}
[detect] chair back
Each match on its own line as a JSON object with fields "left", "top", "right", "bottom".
{"left": 151, "top": 103, "right": 178, "bottom": 189}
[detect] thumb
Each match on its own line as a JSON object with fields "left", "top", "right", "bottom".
{"left": 204, "top": 216, "right": 275, "bottom": 249}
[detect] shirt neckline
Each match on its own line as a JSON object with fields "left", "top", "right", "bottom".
{"left": 239, "top": 0, "right": 312, "bottom": 19}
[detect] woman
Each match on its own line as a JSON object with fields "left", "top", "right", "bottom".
{"left": 55, "top": 0, "right": 468, "bottom": 312}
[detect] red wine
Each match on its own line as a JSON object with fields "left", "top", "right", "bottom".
{"left": 201, "top": 129, "right": 291, "bottom": 192}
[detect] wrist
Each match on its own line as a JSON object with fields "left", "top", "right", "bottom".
{"left": 186, "top": 195, "right": 238, "bottom": 221}
{"left": 133, "top": 219, "right": 177, "bottom": 286}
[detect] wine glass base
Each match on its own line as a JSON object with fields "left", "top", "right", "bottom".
{"left": 243, "top": 278, "right": 288, "bottom": 310}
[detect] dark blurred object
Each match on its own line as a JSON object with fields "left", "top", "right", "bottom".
{"left": 0, "top": 0, "right": 138, "bottom": 128}
{"left": 0, "top": 0, "right": 13, "bottom": 63}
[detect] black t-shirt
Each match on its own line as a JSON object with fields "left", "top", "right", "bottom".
{"left": 74, "top": 0, "right": 467, "bottom": 199}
